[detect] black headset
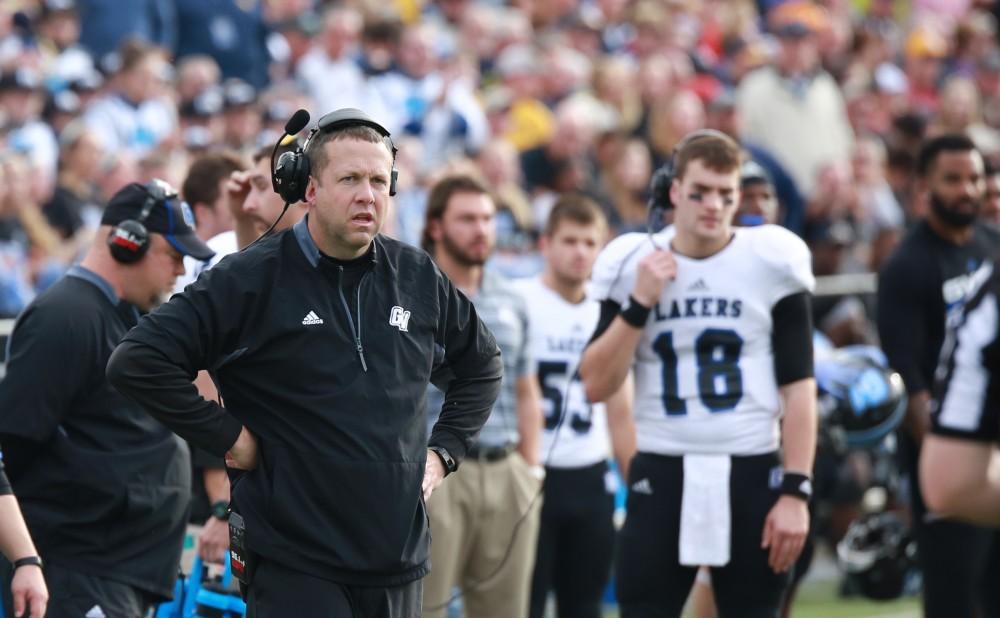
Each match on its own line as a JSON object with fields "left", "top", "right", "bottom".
{"left": 271, "top": 107, "right": 398, "bottom": 205}
{"left": 107, "top": 181, "right": 173, "bottom": 264}
{"left": 647, "top": 128, "right": 735, "bottom": 213}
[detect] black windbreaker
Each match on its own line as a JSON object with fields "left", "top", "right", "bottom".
{"left": 107, "top": 218, "right": 502, "bottom": 586}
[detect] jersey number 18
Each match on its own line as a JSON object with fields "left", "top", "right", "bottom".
{"left": 653, "top": 328, "right": 744, "bottom": 416}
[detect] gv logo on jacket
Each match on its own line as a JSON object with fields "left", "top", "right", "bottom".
{"left": 389, "top": 305, "right": 411, "bottom": 332}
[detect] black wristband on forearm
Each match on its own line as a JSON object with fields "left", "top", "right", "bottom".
{"left": 620, "top": 296, "right": 652, "bottom": 328}
{"left": 13, "top": 556, "right": 42, "bottom": 570}
{"left": 779, "top": 471, "right": 812, "bottom": 502}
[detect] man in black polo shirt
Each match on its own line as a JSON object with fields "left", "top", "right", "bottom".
{"left": 107, "top": 109, "right": 502, "bottom": 617}
{"left": 0, "top": 179, "right": 215, "bottom": 618}
{"left": 878, "top": 134, "right": 1000, "bottom": 616}
{"left": 0, "top": 448, "right": 48, "bottom": 618}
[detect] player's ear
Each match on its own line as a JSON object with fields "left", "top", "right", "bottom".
{"left": 669, "top": 177, "right": 681, "bottom": 207}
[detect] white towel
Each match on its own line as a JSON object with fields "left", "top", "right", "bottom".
{"left": 679, "top": 454, "right": 732, "bottom": 567}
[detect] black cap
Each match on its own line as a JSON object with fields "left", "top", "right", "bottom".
{"left": 101, "top": 181, "right": 215, "bottom": 260}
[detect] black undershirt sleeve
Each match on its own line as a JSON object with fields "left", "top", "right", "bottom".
{"left": 589, "top": 299, "right": 623, "bottom": 342}
{"left": 772, "top": 291, "right": 815, "bottom": 385}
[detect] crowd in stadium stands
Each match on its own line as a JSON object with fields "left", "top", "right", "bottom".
{"left": 0, "top": 0, "right": 998, "bottom": 335}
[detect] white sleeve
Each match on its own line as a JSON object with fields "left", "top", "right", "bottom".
{"left": 768, "top": 227, "right": 815, "bottom": 301}
{"left": 589, "top": 233, "right": 647, "bottom": 306}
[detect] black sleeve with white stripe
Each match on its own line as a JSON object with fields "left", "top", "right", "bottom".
{"left": 932, "top": 266, "right": 1000, "bottom": 443}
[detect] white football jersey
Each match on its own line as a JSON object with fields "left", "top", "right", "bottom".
{"left": 515, "top": 277, "right": 610, "bottom": 468}
{"left": 590, "top": 225, "right": 814, "bottom": 455}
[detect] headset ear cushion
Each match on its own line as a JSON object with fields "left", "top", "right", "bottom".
{"left": 108, "top": 219, "right": 150, "bottom": 264}
{"left": 275, "top": 151, "right": 311, "bottom": 204}
{"left": 389, "top": 168, "right": 398, "bottom": 197}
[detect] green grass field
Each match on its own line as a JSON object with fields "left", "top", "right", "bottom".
{"left": 598, "top": 579, "right": 920, "bottom": 618}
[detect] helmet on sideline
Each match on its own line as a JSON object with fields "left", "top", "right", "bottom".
{"left": 837, "top": 511, "right": 917, "bottom": 600}
{"left": 815, "top": 345, "right": 907, "bottom": 451}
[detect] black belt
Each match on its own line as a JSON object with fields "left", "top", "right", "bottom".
{"left": 466, "top": 443, "right": 516, "bottom": 462}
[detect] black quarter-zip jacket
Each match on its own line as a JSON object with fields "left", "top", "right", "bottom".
{"left": 107, "top": 218, "right": 502, "bottom": 586}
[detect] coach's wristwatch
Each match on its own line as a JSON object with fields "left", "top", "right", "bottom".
{"left": 210, "top": 500, "right": 230, "bottom": 521}
{"left": 429, "top": 446, "right": 457, "bottom": 476}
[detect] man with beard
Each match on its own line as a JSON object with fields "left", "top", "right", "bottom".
{"left": 420, "top": 174, "right": 544, "bottom": 618}
{"left": 878, "top": 134, "right": 1000, "bottom": 617}
{"left": 0, "top": 180, "right": 214, "bottom": 617}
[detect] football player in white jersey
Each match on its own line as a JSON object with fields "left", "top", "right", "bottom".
{"left": 519, "top": 195, "right": 634, "bottom": 618}
{"left": 580, "top": 131, "right": 817, "bottom": 617}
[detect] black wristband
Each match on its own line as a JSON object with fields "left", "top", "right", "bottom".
{"left": 779, "top": 471, "right": 812, "bottom": 502}
{"left": 620, "top": 296, "right": 652, "bottom": 328}
{"left": 13, "top": 556, "right": 42, "bottom": 570}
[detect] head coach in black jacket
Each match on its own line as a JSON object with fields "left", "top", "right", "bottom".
{"left": 107, "top": 108, "right": 502, "bottom": 618}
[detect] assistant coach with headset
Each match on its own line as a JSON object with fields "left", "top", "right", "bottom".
{"left": 0, "top": 180, "right": 214, "bottom": 617}
{"left": 108, "top": 108, "right": 503, "bottom": 617}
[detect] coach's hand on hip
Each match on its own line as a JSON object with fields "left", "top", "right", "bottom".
{"left": 423, "top": 450, "right": 446, "bottom": 501}
{"left": 761, "top": 495, "right": 808, "bottom": 574}
{"left": 633, "top": 250, "right": 676, "bottom": 307}
{"left": 225, "top": 427, "right": 259, "bottom": 471}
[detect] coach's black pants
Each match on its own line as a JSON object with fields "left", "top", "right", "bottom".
{"left": 616, "top": 452, "right": 790, "bottom": 618}
{"left": 245, "top": 559, "right": 421, "bottom": 618}
{"left": 529, "top": 461, "right": 615, "bottom": 618}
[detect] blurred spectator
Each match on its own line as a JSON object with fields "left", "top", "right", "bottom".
{"left": 903, "top": 26, "right": 949, "bottom": 117}
{"left": 0, "top": 67, "right": 58, "bottom": 194}
{"left": 520, "top": 96, "right": 600, "bottom": 200}
{"left": 982, "top": 161, "right": 1000, "bottom": 228}
{"left": 359, "top": 16, "right": 402, "bottom": 78}
{"left": 175, "top": 55, "right": 222, "bottom": 108}
{"left": 220, "top": 78, "right": 261, "bottom": 153}
{"left": 295, "top": 7, "right": 370, "bottom": 114}
{"left": 736, "top": 159, "right": 779, "bottom": 226}
{"left": 36, "top": 0, "right": 95, "bottom": 88}
{"left": 83, "top": 39, "right": 176, "bottom": 157}
{"left": 600, "top": 136, "right": 653, "bottom": 233}
{"left": 928, "top": 75, "right": 1000, "bottom": 155}
{"left": 173, "top": 0, "right": 271, "bottom": 90}
{"left": 495, "top": 44, "right": 555, "bottom": 152}
{"left": 43, "top": 120, "right": 104, "bottom": 242}
{"left": 77, "top": 0, "right": 176, "bottom": 62}
{"left": 371, "top": 23, "right": 488, "bottom": 172}
{"left": 737, "top": 1, "right": 853, "bottom": 199}
{"left": 851, "top": 135, "right": 905, "bottom": 271}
